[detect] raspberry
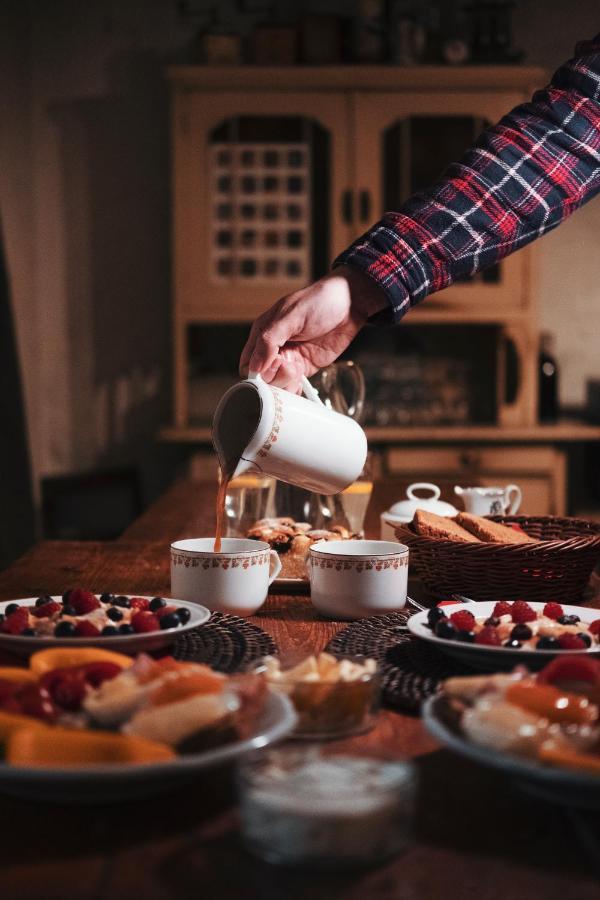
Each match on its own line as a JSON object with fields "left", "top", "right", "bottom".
{"left": 449, "top": 610, "right": 475, "bottom": 632}
{"left": 131, "top": 611, "right": 160, "bottom": 633}
{"left": 0, "top": 607, "right": 29, "bottom": 635}
{"left": 537, "top": 656, "right": 600, "bottom": 685}
{"left": 40, "top": 670, "right": 87, "bottom": 711}
{"left": 155, "top": 605, "right": 178, "bottom": 620}
{"left": 475, "top": 626, "right": 501, "bottom": 646}
{"left": 16, "top": 684, "right": 57, "bottom": 721}
{"left": 31, "top": 600, "right": 61, "bottom": 619}
{"left": 589, "top": 620, "right": 600, "bottom": 636}
{"left": 543, "top": 602, "right": 563, "bottom": 620}
{"left": 80, "top": 661, "right": 123, "bottom": 687}
{"left": 511, "top": 600, "right": 537, "bottom": 624}
{"left": 129, "top": 597, "right": 150, "bottom": 611}
{"left": 74, "top": 621, "right": 101, "bottom": 638}
{"left": 68, "top": 589, "right": 100, "bottom": 615}
{"left": 493, "top": 601, "right": 513, "bottom": 618}
{"left": 558, "top": 633, "right": 587, "bottom": 651}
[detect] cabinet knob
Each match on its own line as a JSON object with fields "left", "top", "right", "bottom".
{"left": 359, "top": 189, "right": 371, "bottom": 223}
{"left": 459, "top": 451, "right": 481, "bottom": 470}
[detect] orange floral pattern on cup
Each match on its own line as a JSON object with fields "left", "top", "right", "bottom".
{"left": 309, "top": 555, "right": 408, "bottom": 573}
{"left": 171, "top": 551, "right": 270, "bottom": 569}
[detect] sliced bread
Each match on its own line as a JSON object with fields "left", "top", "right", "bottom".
{"left": 456, "top": 512, "right": 537, "bottom": 544}
{"left": 413, "top": 509, "right": 481, "bottom": 543}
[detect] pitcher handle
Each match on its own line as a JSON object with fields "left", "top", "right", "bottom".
{"left": 505, "top": 484, "right": 522, "bottom": 515}
{"left": 248, "top": 371, "right": 324, "bottom": 406}
{"left": 268, "top": 550, "right": 282, "bottom": 585}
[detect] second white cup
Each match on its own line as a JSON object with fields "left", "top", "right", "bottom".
{"left": 170, "top": 538, "right": 281, "bottom": 616}
{"left": 307, "top": 539, "right": 409, "bottom": 620}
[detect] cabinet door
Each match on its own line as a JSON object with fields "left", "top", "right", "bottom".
{"left": 174, "top": 91, "right": 352, "bottom": 322}
{"left": 352, "top": 91, "right": 531, "bottom": 319}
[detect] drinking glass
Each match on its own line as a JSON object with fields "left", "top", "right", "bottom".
{"left": 224, "top": 474, "right": 274, "bottom": 537}
{"left": 338, "top": 453, "right": 373, "bottom": 537}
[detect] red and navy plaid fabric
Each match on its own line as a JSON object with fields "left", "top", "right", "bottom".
{"left": 335, "top": 35, "right": 600, "bottom": 322}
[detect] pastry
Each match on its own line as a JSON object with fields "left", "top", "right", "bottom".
{"left": 456, "top": 512, "right": 537, "bottom": 544}
{"left": 412, "top": 509, "right": 480, "bottom": 542}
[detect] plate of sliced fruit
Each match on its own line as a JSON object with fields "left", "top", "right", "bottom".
{"left": 0, "top": 590, "right": 211, "bottom": 655}
{"left": 408, "top": 599, "right": 600, "bottom": 670}
{"left": 423, "top": 655, "right": 600, "bottom": 809}
{"left": 0, "top": 647, "right": 296, "bottom": 802}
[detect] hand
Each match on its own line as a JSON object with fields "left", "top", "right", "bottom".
{"left": 239, "top": 265, "right": 387, "bottom": 392}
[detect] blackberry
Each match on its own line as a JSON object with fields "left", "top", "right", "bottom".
{"left": 557, "top": 615, "right": 580, "bottom": 626}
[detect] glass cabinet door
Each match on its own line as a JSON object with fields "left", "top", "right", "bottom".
{"left": 176, "top": 92, "right": 352, "bottom": 321}
{"left": 352, "top": 91, "right": 530, "bottom": 317}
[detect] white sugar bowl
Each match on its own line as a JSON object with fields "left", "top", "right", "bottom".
{"left": 380, "top": 483, "right": 458, "bottom": 541}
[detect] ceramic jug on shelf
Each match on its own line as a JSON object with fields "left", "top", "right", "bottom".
{"left": 454, "top": 484, "right": 522, "bottom": 517}
{"left": 212, "top": 368, "right": 368, "bottom": 496}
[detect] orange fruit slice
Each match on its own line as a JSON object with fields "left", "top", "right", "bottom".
{"left": 0, "top": 667, "right": 37, "bottom": 685}
{"left": 538, "top": 744, "right": 600, "bottom": 775}
{"left": 149, "top": 666, "right": 224, "bottom": 707}
{"left": 0, "top": 710, "right": 49, "bottom": 741}
{"left": 506, "top": 682, "right": 598, "bottom": 726}
{"left": 7, "top": 725, "right": 175, "bottom": 767}
{"left": 30, "top": 647, "right": 133, "bottom": 677}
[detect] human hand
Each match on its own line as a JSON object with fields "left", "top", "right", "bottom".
{"left": 239, "top": 265, "right": 387, "bottom": 392}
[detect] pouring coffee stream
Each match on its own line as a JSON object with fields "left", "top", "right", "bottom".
{"left": 212, "top": 368, "right": 368, "bottom": 551}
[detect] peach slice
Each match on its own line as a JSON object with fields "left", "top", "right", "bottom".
{"left": 0, "top": 710, "right": 49, "bottom": 741}
{"left": 149, "top": 666, "right": 224, "bottom": 707}
{"left": 538, "top": 744, "right": 600, "bottom": 776}
{"left": 7, "top": 725, "right": 174, "bottom": 767}
{"left": 0, "top": 667, "right": 37, "bottom": 685}
{"left": 506, "top": 682, "right": 598, "bottom": 726}
{"left": 30, "top": 647, "right": 132, "bottom": 677}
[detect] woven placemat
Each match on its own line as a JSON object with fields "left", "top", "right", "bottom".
{"left": 326, "top": 612, "right": 471, "bottom": 713}
{"left": 172, "top": 612, "right": 276, "bottom": 674}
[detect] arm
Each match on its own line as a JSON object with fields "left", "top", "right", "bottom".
{"left": 336, "top": 35, "right": 600, "bottom": 322}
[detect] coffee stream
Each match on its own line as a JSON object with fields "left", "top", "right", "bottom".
{"left": 214, "top": 468, "right": 228, "bottom": 553}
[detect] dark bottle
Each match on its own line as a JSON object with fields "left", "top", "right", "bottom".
{"left": 539, "top": 332, "right": 559, "bottom": 422}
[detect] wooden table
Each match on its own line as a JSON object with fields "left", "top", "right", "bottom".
{"left": 0, "top": 480, "right": 599, "bottom": 900}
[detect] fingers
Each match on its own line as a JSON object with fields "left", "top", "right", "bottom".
{"left": 240, "top": 294, "right": 305, "bottom": 377}
{"left": 268, "top": 353, "right": 304, "bottom": 393}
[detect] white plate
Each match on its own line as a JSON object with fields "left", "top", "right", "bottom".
{"left": 0, "top": 597, "right": 211, "bottom": 656}
{"left": 408, "top": 601, "right": 600, "bottom": 670}
{"left": 0, "top": 693, "right": 297, "bottom": 803}
{"left": 423, "top": 693, "right": 600, "bottom": 810}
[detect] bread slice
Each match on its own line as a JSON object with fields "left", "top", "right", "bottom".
{"left": 413, "top": 510, "right": 480, "bottom": 543}
{"left": 456, "top": 512, "right": 537, "bottom": 544}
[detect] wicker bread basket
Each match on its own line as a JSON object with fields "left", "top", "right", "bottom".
{"left": 395, "top": 515, "right": 600, "bottom": 602}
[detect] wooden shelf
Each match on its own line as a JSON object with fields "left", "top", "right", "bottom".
{"left": 160, "top": 420, "right": 600, "bottom": 446}
{"left": 167, "top": 65, "right": 546, "bottom": 93}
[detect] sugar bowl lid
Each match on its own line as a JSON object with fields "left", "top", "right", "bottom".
{"left": 384, "top": 483, "right": 458, "bottom": 522}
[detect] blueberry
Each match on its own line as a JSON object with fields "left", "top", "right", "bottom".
{"left": 107, "top": 607, "right": 123, "bottom": 622}
{"left": 577, "top": 632, "right": 592, "bottom": 648}
{"left": 484, "top": 616, "right": 500, "bottom": 627}
{"left": 22, "top": 628, "right": 35, "bottom": 637}
{"left": 62, "top": 589, "right": 73, "bottom": 604}
{"left": 504, "top": 638, "right": 523, "bottom": 649}
{"left": 118, "top": 624, "right": 134, "bottom": 635}
{"left": 61, "top": 605, "right": 77, "bottom": 617}
{"left": 427, "top": 607, "right": 447, "bottom": 629}
{"left": 114, "top": 596, "right": 131, "bottom": 608}
{"left": 6, "top": 603, "right": 20, "bottom": 615}
{"left": 100, "top": 593, "right": 115, "bottom": 605}
{"left": 456, "top": 630, "right": 475, "bottom": 643}
{"left": 557, "top": 615, "right": 580, "bottom": 626}
{"left": 511, "top": 624, "right": 533, "bottom": 641}
{"left": 35, "top": 595, "right": 52, "bottom": 607}
{"left": 160, "top": 613, "right": 182, "bottom": 630}
{"left": 176, "top": 607, "right": 191, "bottom": 625}
{"left": 536, "top": 636, "right": 560, "bottom": 650}
{"left": 434, "top": 619, "right": 457, "bottom": 640}
{"left": 101, "top": 625, "right": 119, "bottom": 636}
{"left": 54, "top": 621, "right": 76, "bottom": 637}
{"left": 149, "top": 597, "right": 167, "bottom": 612}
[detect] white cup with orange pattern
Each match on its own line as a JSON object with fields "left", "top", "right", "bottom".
{"left": 170, "top": 538, "right": 282, "bottom": 616}
{"left": 307, "top": 540, "right": 409, "bottom": 620}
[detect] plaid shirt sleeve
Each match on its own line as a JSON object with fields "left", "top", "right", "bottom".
{"left": 335, "top": 35, "right": 600, "bottom": 323}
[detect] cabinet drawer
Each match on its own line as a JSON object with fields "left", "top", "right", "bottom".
{"left": 385, "top": 446, "right": 561, "bottom": 476}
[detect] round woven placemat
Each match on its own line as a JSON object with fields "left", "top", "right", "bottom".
{"left": 172, "top": 612, "right": 276, "bottom": 674}
{"left": 326, "top": 612, "right": 471, "bottom": 713}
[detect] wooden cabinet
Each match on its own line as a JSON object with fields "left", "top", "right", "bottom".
{"left": 383, "top": 445, "right": 566, "bottom": 515}
{"left": 169, "top": 65, "right": 545, "bottom": 429}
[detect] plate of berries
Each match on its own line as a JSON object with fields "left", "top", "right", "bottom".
{"left": 0, "top": 590, "right": 210, "bottom": 656}
{"left": 408, "top": 599, "right": 600, "bottom": 670}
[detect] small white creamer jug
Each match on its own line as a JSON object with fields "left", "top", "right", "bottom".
{"left": 212, "top": 372, "right": 368, "bottom": 494}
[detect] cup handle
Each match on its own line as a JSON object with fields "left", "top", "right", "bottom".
{"left": 268, "top": 550, "right": 282, "bottom": 585}
{"left": 505, "top": 484, "right": 522, "bottom": 514}
{"left": 301, "top": 376, "right": 325, "bottom": 405}
{"left": 248, "top": 371, "right": 261, "bottom": 383}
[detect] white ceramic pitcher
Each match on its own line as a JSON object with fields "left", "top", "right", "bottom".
{"left": 454, "top": 484, "right": 522, "bottom": 516}
{"left": 212, "top": 372, "right": 368, "bottom": 495}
